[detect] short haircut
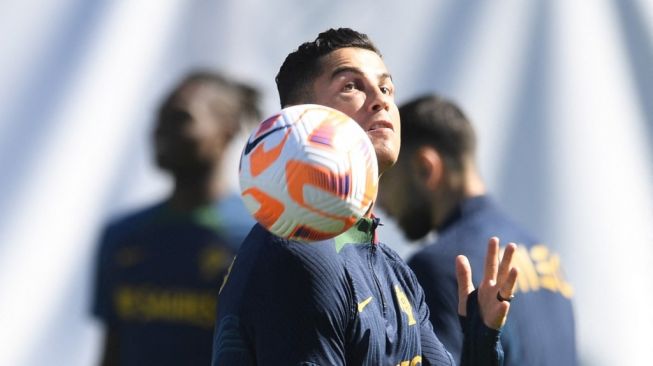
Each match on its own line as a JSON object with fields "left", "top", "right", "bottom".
{"left": 275, "top": 28, "right": 381, "bottom": 107}
{"left": 399, "top": 94, "right": 477, "bottom": 170}
{"left": 159, "top": 70, "right": 261, "bottom": 136}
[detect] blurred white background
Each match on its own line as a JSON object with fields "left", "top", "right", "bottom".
{"left": 1, "top": 0, "right": 652, "bottom": 365}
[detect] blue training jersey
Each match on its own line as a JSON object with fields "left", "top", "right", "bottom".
{"left": 212, "top": 217, "right": 503, "bottom": 366}
{"left": 409, "top": 196, "right": 577, "bottom": 366}
{"left": 92, "top": 198, "right": 253, "bottom": 366}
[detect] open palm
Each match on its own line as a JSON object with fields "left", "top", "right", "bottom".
{"left": 456, "top": 237, "right": 519, "bottom": 329}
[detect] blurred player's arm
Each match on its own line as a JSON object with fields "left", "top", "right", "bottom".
{"left": 98, "top": 326, "right": 119, "bottom": 366}
{"left": 92, "top": 227, "right": 120, "bottom": 366}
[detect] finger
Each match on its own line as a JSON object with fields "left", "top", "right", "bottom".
{"left": 456, "top": 255, "right": 474, "bottom": 316}
{"left": 483, "top": 237, "right": 500, "bottom": 283}
{"left": 497, "top": 242, "right": 516, "bottom": 284}
{"left": 499, "top": 267, "right": 519, "bottom": 300}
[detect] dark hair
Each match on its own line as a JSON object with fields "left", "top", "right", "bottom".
{"left": 160, "top": 70, "right": 261, "bottom": 135}
{"left": 399, "top": 94, "right": 477, "bottom": 170}
{"left": 275, "top": 28, "right": 381, "bottom": 107}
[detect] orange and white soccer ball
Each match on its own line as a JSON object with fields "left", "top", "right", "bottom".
{"left": 239, "top": 104, "right": 378, "bottom": 242}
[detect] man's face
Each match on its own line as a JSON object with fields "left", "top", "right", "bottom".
{"left": 377, "top": 155, "right": 433, "bottom": 241}
{"left": 310, "top": 47, "right": 401, "bottom": 173}
{"left": 154, "top": 81, "right": 230, "bottom": 174}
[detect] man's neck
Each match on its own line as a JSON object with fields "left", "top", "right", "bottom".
{"left": 462, "top": 166, "right": 486, "bottom": 198}
{"left": 433, "top": 167, "right": 486, "bottom": 230}
{"left": 168, "top": 168, "right": 226, "bottom": 211}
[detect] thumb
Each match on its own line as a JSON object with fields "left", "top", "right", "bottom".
{"left": 456, "top": 255, "right": 474, "bottom": 316}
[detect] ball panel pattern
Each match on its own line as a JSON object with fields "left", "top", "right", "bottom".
{"left": 239, "top": 104, "right": 378, "bottom": 242}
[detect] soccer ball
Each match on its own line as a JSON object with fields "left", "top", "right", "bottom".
{"left": 239, "top": 104, "right": 378, "bottom": 242}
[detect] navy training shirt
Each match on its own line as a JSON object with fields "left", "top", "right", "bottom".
{"left": 92, "top": 197, "right": 253, "bottom": 366}
{"left": 409, "top": 196, "right": 577, "bottom": 366}
{"left": 212, "top": 217, "right": 503, "bottom": 366}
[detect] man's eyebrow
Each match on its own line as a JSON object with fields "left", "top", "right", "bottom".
{"left": 330, "top": 66, "right": 393, "bottom": 82}
{"left": 330, "top": 66, "right": 363, "bottom": 80}
{"left": 379, "top": 72, "right": 393, "bottom": 82}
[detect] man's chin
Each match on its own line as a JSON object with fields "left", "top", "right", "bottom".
{"left": 157, "top": 161, "right": 209, "bottom": 176}
{"left": 374, "top": 152, "right": 399, "bottom": 175}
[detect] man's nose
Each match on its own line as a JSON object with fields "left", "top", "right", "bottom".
{"left": 369, "top": 88, "right": 390, "bottom": 112}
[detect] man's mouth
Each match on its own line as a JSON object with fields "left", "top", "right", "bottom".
{"left": 367, "top": 120, "right": 394, "bottom": 132}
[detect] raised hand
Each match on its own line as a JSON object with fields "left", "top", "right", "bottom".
{"left": 456, "top": 237, "right": 519, "bottom": 329}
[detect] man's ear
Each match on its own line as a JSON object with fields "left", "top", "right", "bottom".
{"left": 411, "top": 146, "right": 443, "bottom": 191}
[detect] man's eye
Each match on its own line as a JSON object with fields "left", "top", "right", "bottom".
{"left": 342, "top": 83, "right": 355, "bottom": 91}
{"left": 380, "top": 86, "right": 392, "bottom": 95}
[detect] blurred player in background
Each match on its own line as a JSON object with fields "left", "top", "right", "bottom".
{"left": 379, "top": 94, "right": 577, "bottom": 365}
{"left": 91, "top": 70, "right": 260, "bottom": 366}
{"left": 211, "top": 28, "right": 520, "bottom": 366}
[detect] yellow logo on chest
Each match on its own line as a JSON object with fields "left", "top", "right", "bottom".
{"left": 394, "top": 285, "right": 416, "bottom": 325}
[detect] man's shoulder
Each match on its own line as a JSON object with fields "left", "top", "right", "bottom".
{"left": 221, "top": 225, "right": 353, "bottom": 316}
{"left": 406, "top": 197, "right": 535, "bottom": 275}
{"left": 98, "top": 201, "right": 166, "bottom": 250}
{"left": 238, "top": 225, "right": 348, "bottom": 278}
{"left": 103, "top": 202, "right": 165, "bottom": 234}
{"left": 455, "top": 196, "right": 537, "bottom": 242}
{"left": 406, "top": 243, "right": 457, "bottom": 281}
{"left": 377, "top": 242, "right": 419, "bottom": 278}
{"left": 431, "top": 198, "right": 537, "bottom": 254}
